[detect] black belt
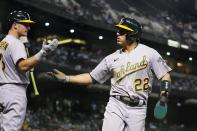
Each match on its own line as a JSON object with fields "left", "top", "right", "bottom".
{"left": 112, "top": 95, "right": 146, "bottom": 107}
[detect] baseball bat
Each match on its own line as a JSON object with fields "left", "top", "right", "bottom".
{"left": 25, "top": 48, "right": 39, "bottom": 96}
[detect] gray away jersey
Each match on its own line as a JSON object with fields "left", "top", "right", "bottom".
{"left": 0, "top": 35, "right": 29, "bottom": 84}
{"left": 90, "top": 44, "right": 172, "bottom": 101}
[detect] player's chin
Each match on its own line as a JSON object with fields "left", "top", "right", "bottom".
{"left": 22, "top": 32, "right": 28, "bottom": 36}
{"left": 117, "top": 41, "right": 123, "bottom": 45}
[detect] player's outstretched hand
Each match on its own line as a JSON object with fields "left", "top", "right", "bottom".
{"left": 34, "top": 39, "right": 58, "bottom": 61}
{"left": 47, "top": 69, "right": 69, "bottom": 83}
{"left": 41, "top": 39, "right": 58, "bottom": 56}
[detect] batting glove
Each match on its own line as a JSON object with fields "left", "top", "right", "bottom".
{"left": 35, "top": 39, "right": 58, "bottom": 61}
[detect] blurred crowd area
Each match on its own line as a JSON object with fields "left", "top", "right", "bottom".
{"left": 22, "top": 97, "right": 104, "bottom": 131}
{"left": 28, "top": 0, "right": 197, "bottom": 48}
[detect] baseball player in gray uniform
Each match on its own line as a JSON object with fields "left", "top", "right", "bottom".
{"left": 0, "top": 11, "right": 58, "bottom": 131}
{"left": 49, "top": 17, "right": 172, "bottom": 131}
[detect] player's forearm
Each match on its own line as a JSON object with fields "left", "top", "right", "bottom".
{"left": 17, "top": 38, "right": 59, "bottom": 72}
{"left": 161, "top": 73, "right": 171, "bottom": 81}
{"left": 68, "top": 73, "right": 93, "bottom": 85}
{"left": 17, "top": 56, "right": 39, "bottom": 72}
{"left": 160, "top": 72, "right": 171, "bottom": 96}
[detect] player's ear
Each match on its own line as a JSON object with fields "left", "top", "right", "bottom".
{"left": 12, "top": 22, "right": 18, "bottom": 30}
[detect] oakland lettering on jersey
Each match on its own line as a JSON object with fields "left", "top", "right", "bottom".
{"left": 114, "top": 55, "right": 148, "bottom": 82}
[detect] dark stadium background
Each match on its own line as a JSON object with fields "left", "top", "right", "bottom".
{"left": 0, "top": 0, "right": 197, "bottom": 130}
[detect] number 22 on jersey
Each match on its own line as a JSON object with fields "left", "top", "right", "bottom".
{"left": 0, "top": 41, "right": 8, "bottom": 71}
{"left": 134, "top": 78, "right": 149, "bottom": 92}
{"left": 0, "top": 52, "right": 5, "bottom": 71}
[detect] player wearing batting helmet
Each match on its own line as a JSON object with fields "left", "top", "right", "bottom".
{"left": 7, "top": 11, "right": 35, "bottom": 25}
{"left": 115, "top": 17, "right": 142, "bottom": 42}
{"left": 0, "top": 10, "right": 58, "bottom": 130}
{"left": 49, "top": 17, "right": 172, "bottom": 131}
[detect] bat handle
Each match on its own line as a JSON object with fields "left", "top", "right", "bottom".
{"left": 30, "top": 71, "right": 39, "bottom": 96}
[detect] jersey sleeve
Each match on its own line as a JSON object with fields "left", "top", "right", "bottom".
{"left": 9, "top": 42, "right": 27, "bottom": 65}
{"left": 150, "top": 50, "right": 172, "bottom": 79}
{"left": 90, "top": 57, "right": 112, "bottom": 84}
